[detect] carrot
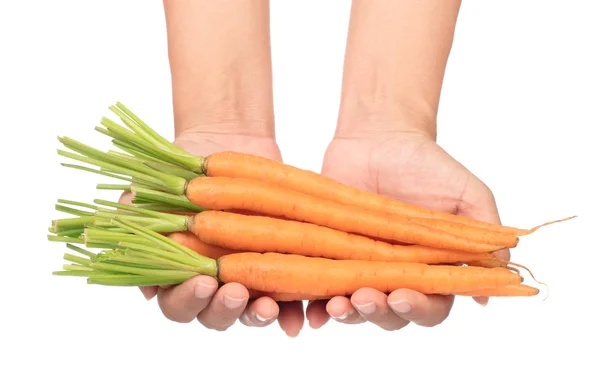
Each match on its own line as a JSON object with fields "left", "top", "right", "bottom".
{"left": 89, "top": 200, "right": 507, "bottom": 265}
{"left": 184, "top": 176, "right": 520, "bottom": 249}
{"left": 165, "top": 226, "right": 499, "bottom": 266}
{"left": 202, "top": 151, "right": 573, "bottom": 236}
{"left": 247, "top": 283, "right": 540, "bottom": 301}
{"left": 217, "top": 252, "right": 522, "bottom": 296}
{"left": 167, "top": 231, "right": 235, "bottom": 260}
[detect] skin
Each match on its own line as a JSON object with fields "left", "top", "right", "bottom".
{"left": 134, "top": 0, "right": 509, "bottom": 336}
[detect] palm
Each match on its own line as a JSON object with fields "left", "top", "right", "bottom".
{"left": 311, "top": 133, "right": 504, "bottom": 329}
{"left": 322, "top": 133, "right": 494, "bottom": 218}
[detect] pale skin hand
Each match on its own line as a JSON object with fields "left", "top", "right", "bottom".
{"left": 304, "top": 0, "right": 510, "bottom": 330}
{"left": 126, "top": 0, "right": 307, "bottom": 336}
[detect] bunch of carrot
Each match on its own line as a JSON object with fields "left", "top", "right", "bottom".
{"left": 47, "top": 102, "right": 574, "bottom": 301}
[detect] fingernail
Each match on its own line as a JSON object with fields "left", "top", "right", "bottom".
{"left": 256, "top": 313, "right": 275, "bottom": 323}
{"left": 354, "top": 301, "right": 376, "bottom": 315}
{"left": 332, "top": 309, "right": 354, "bottom": 321}
{"left": 390, "top": 299, "right": 412, "bottom": 314}
{"left": 194, "top": 281, "right": 216, "bottom": 299}
{"left": 223, "top": 294, "right": 246, "bottom": 309}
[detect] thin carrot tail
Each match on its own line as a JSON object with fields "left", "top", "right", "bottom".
{"left": 469, "top": 257, "right": 549, "bottom": 301}
{"left": 515, "top": 215, "right": 577, "bottom": 236}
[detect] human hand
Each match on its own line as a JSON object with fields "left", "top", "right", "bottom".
{"left": 304, "top": 130, "right": 509, "bottom": 331}
{"left": 120, "top": 130, "right": 306, "bottom": 336}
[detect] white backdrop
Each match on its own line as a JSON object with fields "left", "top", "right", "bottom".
{"left": 1, "top": 1, "right": 598, "bottom": 376}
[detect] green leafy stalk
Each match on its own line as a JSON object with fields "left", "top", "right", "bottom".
{"left": 130, "top": 185, "right": 206, "bottom": 212}
{"left": 112, "top": 102, "right": 190, "bottom": 156}
{"left": 97, "top": 116, "right": 201, "bottom": 172}
{"left": 110, "top": 218, "right": 216, "bottom": 276}
{"left": 58, "top": 136, "right": 187, "bottom": 194}
{"left": 96, "top": 184, "right": 132, "bottom": 190}
{"left": 87, "top": 274, "right": 195, "bottom": 287}
{"left": 93, "top": 199, "right": 188, "bottom": 228}
{"left": 51, "top": 216, "right": 95, "bottom": 232}
{"left": 63, "top": 253, "right": 91, "bottom": 266}
{"left": 143, "top": 161, "right": 202, "bottom": 181}
{"left": 66, "top": 243, "right": 96, "bottom": 258}
{"left": 84, "top": 228, "right": 158, "bottom": 247}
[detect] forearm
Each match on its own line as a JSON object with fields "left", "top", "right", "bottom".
{"left": 163, "top": 0, "right": 274, "bottom": 137}
{"left": 336, "top": 0, "right": 462, "bottom": 140}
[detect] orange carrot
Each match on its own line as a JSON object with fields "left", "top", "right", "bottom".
{"left": 167, "top": 231, "right": 236, "bottom": 260}
{"left": 203, "top": 151, "right": 573, "bottom": 236}
{"left": 188, "top": 210, "right": 503, "bottom": 261}
{"left": 217, "top": 252, "right": 522, "bottom": 296}
{"left": 247, "top": 283, "right": 539, "bottom": 301}
{"left": 185, "top": 177, "right": 512, "bottom": 252}
{"left": 168, "top": 225, "right": 498, "bottom": 266}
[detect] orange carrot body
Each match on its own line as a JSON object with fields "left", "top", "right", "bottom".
{"left": 186, "top": 177, "right": 511, "bottom": 252}
{"left": 204, "top": 151, "right": 523, "bottom": 234}
{"left": 217, "top": 252, "right": 522, "bottom": 296}
{"left": 248, "top": 283, "right": 539, "bottom": 301}
{"left": 173, "top": 220, "right": 496, "bottom": 265}
{"left": 168, "top": 231, "right": 236, "bottom": 260}
{"left": 189, "top": 211, "right": 503, "bottom": 263}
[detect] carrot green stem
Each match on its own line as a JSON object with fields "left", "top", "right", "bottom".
{"left": 143, "top": 161, "right": 202, "bottom": 181}
{"left": 66, "top": 243, "right": 96, "bottom": 258}
{"left": 96, "top": 184, "right": 132, "bottom": 190}
{"left": 54, "top": 205, "right": 94, "bottom": 217}
{"left": 53, "top": 270, "right": 94, "bottom": 277}
{"left": 96, "top": 116, "right": 200, "bottom": 172}
{"left": 93, "top": 199, "right": 188, "bottom": 227}
{"left": 57, "top": 199, "right": 99, "bottom": 211}
{"left": 51, "top": 216, "right": 95, "bottom": 232}
{"left": 110, "top": 218, "right": 216, "bottom": 276}
{"left": 57, "top": 229, "right": 85, "bottom": 237}
{"left": 87, "top": 274, "right": 195, "bottom": 287}
{"left": 48, "top": 235, "right": 85, "bottom": 244}
{"left": 130, "top": 185, "right": 206, "bottom": 212}
{"left": 64, "top": 253, "right": 91, "bottom": 266}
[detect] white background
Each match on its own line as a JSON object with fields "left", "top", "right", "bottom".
{"left": 1, "top": 1, "right": 598, "bottom": 376}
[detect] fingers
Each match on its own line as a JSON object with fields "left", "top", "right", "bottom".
{"left": 349, "top": 288, "right": 411, "bottom": 331}
{"left": 387, "top": 289, "right": 454, "bottom": 327}
{"left": 239, "top": 296, "right": 279, "bottom": 327}
{"left": 306, "top": 300, "right": 330, "bottom": 329}
{"left": 277, "top": 301, "right": 305, "bottom": 337}
{"left": 195, "top": 282, "right": 250, "bottom": 331}
{"left": 156, "top": 275, "right": 219, "bottom": 323}
{"left": 324, "top": 289, "right": 454, "bottom": 330}
{"left": 141, "top": 286, "right": 158, "bottom": 301}
{"left": 325, "top": 296, "right": 365, "bottom": 324}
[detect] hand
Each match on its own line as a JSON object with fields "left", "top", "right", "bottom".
{"left": 121, "top": 130, "right": 306, "bottom": 336}
{"left": 305, "top": 130, "right": 509, "bottom": 331}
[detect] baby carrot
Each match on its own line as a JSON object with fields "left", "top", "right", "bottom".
{"left": 247, "top": 283, "right": 540, "bottom": 301}
{"left": 165, "top": 227, "right": 498, "bottom": 266}
{"left": 217, "top": 252, "right": 522, "bottom": 297}
{"left": 202, "top": 151, "right": 574, "bottom": 236}
{"left": 91, "top": 200, "right": 503, "bottom": 264}
{"left": 185, "top": 176, "right": 519, "bottom": 249}
{"left": 167, "top": 231, "right": 235, "bottom": 260}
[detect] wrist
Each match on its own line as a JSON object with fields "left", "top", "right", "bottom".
{"left": 173, "top": 105, "right": 275, "bottom": 139}
{"left": 335, "top": 100, "right": 437, "bottom": 142}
